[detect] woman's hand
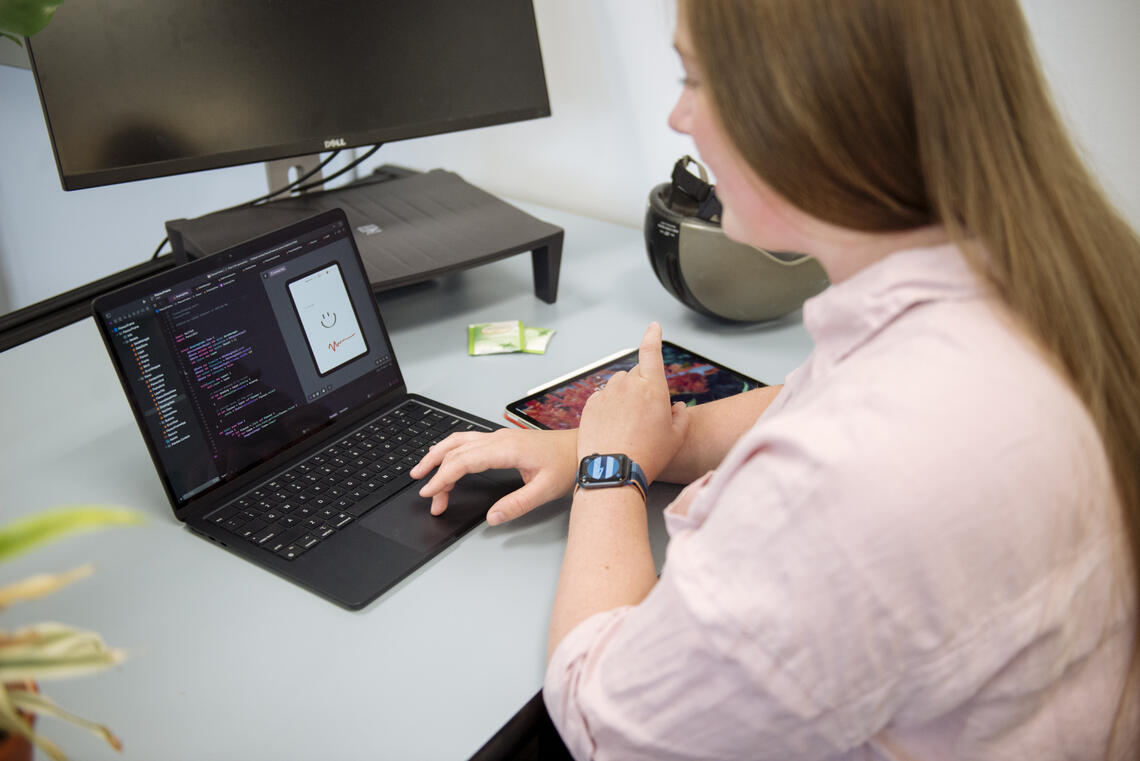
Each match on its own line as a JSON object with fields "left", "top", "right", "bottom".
{"left": 410, "top": 427, "right": 578, "bottom": 525}
{"left": 576, "top": 322, "right": 690, "bottom": 484}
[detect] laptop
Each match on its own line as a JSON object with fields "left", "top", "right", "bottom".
{"left": 93, "top": 208, "right": 523, "bottom": 610}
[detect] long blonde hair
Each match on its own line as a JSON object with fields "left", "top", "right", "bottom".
{"left": 682, "top": 0, "right": 1140, "bottom": 754}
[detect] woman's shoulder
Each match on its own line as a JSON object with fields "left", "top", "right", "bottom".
{"left": 769, "top": 291, "right": 1102, "bottom": 482}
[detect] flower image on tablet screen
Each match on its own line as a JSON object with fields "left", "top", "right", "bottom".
{"left": 510, "top": 343, "right": 763, "bottom": 429}
{"left": 286, "top": 263, "right": 368, "bottom": 376}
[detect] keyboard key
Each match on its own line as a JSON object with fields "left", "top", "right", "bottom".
{"left": 239, "top": 519, "right": 265, "bottom": 537}
{"left": 210, "top": 506, "right": 239, "bottom": 524}
{"left": 346, "top": 500, "right": 377, "bottom": 517}
{"left": 267, "top": 526, "right": 305, "bottom": 552}
{"left": 251, "top": 526, "right": 279, "bottom": 545}
{"left": 277, "top": 544, "right": 305, "bottom": 561}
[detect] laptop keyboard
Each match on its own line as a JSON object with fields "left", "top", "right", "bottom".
{"left": 205, "top": 400, "right": 489, "bottom": 560}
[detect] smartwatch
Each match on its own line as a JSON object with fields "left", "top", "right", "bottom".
{"left": 575, "top": 453, "right": 648, "bottom": 501}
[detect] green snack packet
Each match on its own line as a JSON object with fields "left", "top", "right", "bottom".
{"left": 468, "top": 320, "right": 525, "bottom": 355}
{"left": 522, "top": 325, "right": 555, "bottom": 354}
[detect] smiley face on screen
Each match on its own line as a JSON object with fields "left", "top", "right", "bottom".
{"left": 320, "top": 312, "right": 337, "bottom": 328}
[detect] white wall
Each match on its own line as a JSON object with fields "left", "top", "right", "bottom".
{"left": 1, "top": 0, "right": 1137, "bottom": 317}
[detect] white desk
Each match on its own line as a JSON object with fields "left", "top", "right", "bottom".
{"left": 0, "top": 205, "right": 812, "bottom": 761}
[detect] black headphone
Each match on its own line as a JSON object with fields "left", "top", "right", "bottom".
{"left": 644, "top": 156, "right": 829, "bottom": 322}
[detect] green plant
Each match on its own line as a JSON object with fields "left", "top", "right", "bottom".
{"left": 0, "top": 0, "right": 63, "bottom": 45}
{"left": 0, "top": 506, "right": 142, "bottom": 761}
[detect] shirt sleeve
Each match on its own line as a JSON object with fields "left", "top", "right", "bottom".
{"left": 542, "top": 525, "right": 853, "bottom": 761}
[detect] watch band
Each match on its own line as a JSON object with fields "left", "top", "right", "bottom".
{"left": 625, "top": 461, "right": 648, "bottom": 500}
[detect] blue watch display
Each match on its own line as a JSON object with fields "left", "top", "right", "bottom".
{"left": 575, "top": 453, "right": 648, "bottom": 501}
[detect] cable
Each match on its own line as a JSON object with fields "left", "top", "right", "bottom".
{"left": 240, "top": 150, "right": 342, "bottom": 207}
{"left": 150, "top": 148, "right": 363, "bottom": 260}
{"left": 287, "top": 144, "right": 381, "bottom": 195}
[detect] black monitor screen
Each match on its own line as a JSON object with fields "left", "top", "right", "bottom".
{"left": 26, "top": 0, "right": 550, "bottom": 190}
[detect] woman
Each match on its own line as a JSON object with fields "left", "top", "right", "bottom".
{"left": 412, "top": 1, "right": 1139, "bottom": 758}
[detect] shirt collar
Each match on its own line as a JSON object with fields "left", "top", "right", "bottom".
{"left": 801, "top": 243, "right": 983, "bottom": 363}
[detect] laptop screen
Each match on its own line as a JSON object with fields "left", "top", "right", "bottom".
{"left": 96, "top": 212, "right": 403, "bottom": 506}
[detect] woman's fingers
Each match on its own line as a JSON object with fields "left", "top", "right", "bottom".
{"left": 416, "top": 432, "right": 510, "bottom": 499}
{"left": 412, "top": 428, "right": 578, "bottom": 521}
{"left": 635, "top": 322, "right": 665, "bottom": 381}
{"left": 408, "top": 431, "right": 485, "bottom": 480}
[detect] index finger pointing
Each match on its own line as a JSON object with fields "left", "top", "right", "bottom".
{"left": 635, "top": 322, "right": 665, "bottom": 381}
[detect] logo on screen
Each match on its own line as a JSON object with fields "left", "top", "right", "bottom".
{"left": 329, "top": 333, "right": 357, "bottom": 352}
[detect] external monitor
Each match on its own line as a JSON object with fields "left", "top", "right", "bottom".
{"left": 25, "top": 0, "right": 551, "bottom": 191}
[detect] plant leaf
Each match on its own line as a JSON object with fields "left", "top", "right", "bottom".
{"left": 0, "top": 622, "right": 125, "bottom": 682}
{"left": 0, "top": 0, "right": 64, "bottom": 39}
{"left": 0, "top": 565, "right": 94, "bottom": 610}
{"left": 9, "top": 689, "right": 122, "bottom": 753}
{"left": 0, "top": 506, "right": 142, "bottom": 564}
{"left": 0, "top": 686, "right": 68, "bottom": 761}
{"left": 0, "top": 689, "right": 34, "bottom": 740}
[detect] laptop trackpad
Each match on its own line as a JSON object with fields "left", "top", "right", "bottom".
{"left": 359, "top": 471, "right": 518, "bottom": 553}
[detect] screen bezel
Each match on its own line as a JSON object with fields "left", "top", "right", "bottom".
{"left": 504, "top": 341, "right": 766, "bottom": 430}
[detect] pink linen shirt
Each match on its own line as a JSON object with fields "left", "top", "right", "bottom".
{"left": 544, "top": 244, "right": 1135, "bottom": 760}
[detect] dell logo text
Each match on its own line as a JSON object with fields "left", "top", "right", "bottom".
{"left": 324, "top": 138, "right": 347, "bottom": 149}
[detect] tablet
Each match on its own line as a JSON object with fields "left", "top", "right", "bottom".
{"left": 505, "top": 341, "right": 766, "bottom": 429}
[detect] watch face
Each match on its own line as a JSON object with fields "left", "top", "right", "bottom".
{"left": 580, "top": 454, "right": 628, "bottom": 486}
{"left": 587, "top": 454, "right": 623, "bottom": 482}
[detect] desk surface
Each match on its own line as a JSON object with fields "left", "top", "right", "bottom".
{"left": 0, "top": 203, "right": 812, "bottom": 761}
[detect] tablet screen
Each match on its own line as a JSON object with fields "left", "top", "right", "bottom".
{"left": 506, "top": 341, "right": 765, "bottom": 429}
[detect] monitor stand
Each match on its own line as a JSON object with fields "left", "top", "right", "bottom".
{"left": 164, "top": 165, "right": 563, "bottom": 303}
